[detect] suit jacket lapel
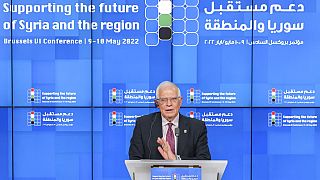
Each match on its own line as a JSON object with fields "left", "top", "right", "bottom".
{"left": 152, "top": 112, "right": 163, "bottom": 146}
{"left": 177, "top": 114, "right": 189, "bottom": 155}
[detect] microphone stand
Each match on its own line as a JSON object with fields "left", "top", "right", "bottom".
{"left": 175, "top": 128, "right": 181, "bottom": 160}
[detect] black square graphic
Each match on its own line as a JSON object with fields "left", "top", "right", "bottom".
{"left": 159, "top": 27, "right": 172, "bottom": 40}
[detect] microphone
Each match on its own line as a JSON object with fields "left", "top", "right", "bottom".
{"left": 175, "top": 127, "right": 181, "bottom": 160}
{"left": 147, "top": 112, "right": 158, "bottom": 159}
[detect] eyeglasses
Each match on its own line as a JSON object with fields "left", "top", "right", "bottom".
{"left": 156, "top": 97, "right": 181, "bottom": 105}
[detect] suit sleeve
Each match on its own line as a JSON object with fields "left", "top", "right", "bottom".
{"left": 181, "top": 122, "right": 211, "bottom": 160}
{"left": 195, "top": 122, "right": 211, "bottom": 160}
{"left": 129, "top": 119, "right": 145, "bottom": 160}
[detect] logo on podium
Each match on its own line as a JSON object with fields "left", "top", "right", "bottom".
{"left": 172, "top": 173, "right": 179, "bottom": 180}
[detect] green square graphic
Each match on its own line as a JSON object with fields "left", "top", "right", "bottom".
{"left": 159, "top": 14, "right": 172, "bottom": 27}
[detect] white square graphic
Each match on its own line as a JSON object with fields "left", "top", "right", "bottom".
{"left": 158, "top": 1, "right": 172, "bottom": 14}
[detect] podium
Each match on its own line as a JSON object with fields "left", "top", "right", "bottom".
{"left": 125, "top": 160, "right": 228, "bottom": 180}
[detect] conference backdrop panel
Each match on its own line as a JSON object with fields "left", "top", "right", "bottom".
{"left": 11, "top": 0, "right": 92, "bottom": 107}
{"left": 13, "top": 108, "right": 92, "bottom": 179}
{"left": 0, "top": 1, "right": 11, "bottom": 106}
{"left": 92, "top": 0, "right": 172, "bottom": 107}
{"left": 1, "top": 0, "right": 319, "bottom": 179}
{"left": 0, "top": 108, "right": 12, "bottom": 180}
{"left": 91, "top": 0, "right": 253, "bottom": 108}
{"left": 252, "top": 0, "right": 320, "bottom": 107}
{"left": 252, "top": 108, "right": 320, "bottom": 180}
{"left": 175, "top": 0, "right": 252, "bottom": 107}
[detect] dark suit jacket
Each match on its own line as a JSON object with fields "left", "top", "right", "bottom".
{"left": 129, "top": 112, "right": 211, "bottom": 160}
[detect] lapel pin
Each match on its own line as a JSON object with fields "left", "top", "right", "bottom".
{"left": 184, "top": 129, "right": 187, "bottom": 134}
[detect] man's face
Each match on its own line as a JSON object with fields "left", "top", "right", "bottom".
{"left": 156, "top": 86, "right": 182, "bottom": 122}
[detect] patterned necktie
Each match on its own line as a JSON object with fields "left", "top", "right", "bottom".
{"left": 166, "top": 123, "right": 175, "bottom": 154}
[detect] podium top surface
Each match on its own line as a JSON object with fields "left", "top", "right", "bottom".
{"left": 125, "top": 160, "right": 228, "bottom": 179}
{"left": 126, "top": 160, "right": 227, "bottom": 167}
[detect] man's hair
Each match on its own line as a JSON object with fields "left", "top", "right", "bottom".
{"left": 156, "top": 81, "right": 181, "bottom": 99}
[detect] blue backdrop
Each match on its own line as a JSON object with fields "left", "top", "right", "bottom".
{"left": 1, "top": 0, "right": 319, "bottom": 179}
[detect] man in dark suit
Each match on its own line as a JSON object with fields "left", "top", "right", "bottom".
{"left": 129, "top": 81, "right": 211, "bottom": 160}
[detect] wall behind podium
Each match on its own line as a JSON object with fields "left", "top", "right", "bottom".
{"left": 0, "top": 0, "right": 319, "bottom": 179}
